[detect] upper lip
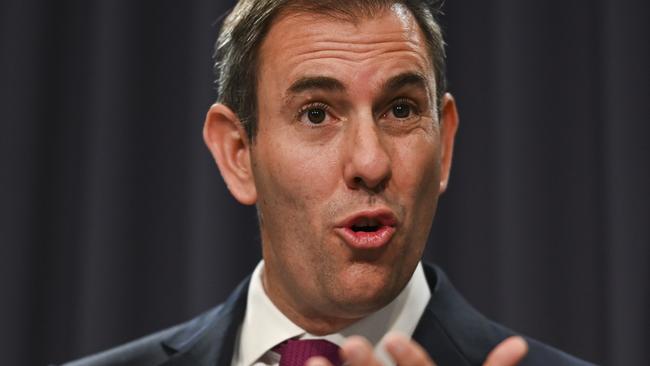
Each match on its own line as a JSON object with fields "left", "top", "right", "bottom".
{"left": 336, "top": 208, "right": 398, "bottom": 229}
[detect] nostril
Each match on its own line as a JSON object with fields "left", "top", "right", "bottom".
{"left": 353, "top": 177, "right": 363, "bottom": 184}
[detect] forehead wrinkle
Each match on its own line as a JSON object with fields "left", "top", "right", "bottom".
{"left": 290, "top": 40, "right": 424, "bottom": 60}
{"left": 284, "top": 37, "right": 429, "bottom": 74}
{"left": 295, "top": 31, "right": 420, "bottom": 47}
{"left": 286, "top": 28, "right": 425, "bottom": 53}
{"left": 272, "top": 24, "right": 430, "bottom": 73}
{"left": 286, "top": 50, "right": 428, "bottom": 70}
{"left": 267, "top": 9, "right": 426, "bottom": 52}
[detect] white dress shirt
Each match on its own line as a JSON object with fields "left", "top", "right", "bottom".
{"left": 231, "top": 260, "right": 431, "bottom": 366}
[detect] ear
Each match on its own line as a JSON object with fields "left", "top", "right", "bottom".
{"left": 203, "top": 103, "right": 257, "bottom": 205}
{"left": 438, "top": 93, "right": 459, "bottom": 194}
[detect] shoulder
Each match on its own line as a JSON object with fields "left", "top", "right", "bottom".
{"left": 418, "top": 263, "right": 596, "bottom": 366}
{"left": 481, "top": 317, "right": 594, "bottom": 365}
{"left": 59, "top": 275, "right": 251, "bottom": 366}
{"left": 60, "top": 323, "right": 181, "bottom": 366}
{"left": 523, "top": 335, "right": 595, "bottom": 366}
{"left": 60, "top": 305, "right": 226, "bottom": 366}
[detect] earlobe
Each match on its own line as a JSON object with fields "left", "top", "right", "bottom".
{"left": 203, "top": 103, "right": 257, "bottom": 205}
{"left": 438, "top": 93, "right": 459, "bottom": 194}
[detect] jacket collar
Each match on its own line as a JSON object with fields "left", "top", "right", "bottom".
{"left": 414, "top": 264, "right": 509, "bottom": 365}
{"left": 160, "top": 275, "right": 250, "bottom": 366}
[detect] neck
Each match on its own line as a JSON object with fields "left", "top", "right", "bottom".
{"left": 261, "top": 267, "right": 363, "bottom": 335}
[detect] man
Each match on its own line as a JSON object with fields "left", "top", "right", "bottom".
{"left": 64, "top": 1, "right": 593, "bottom": 365}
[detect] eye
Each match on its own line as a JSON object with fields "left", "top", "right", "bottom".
{"left": 307, "top": 108, "right": 326, "bottom": 124}
{"left": 392, "top": 103, "right": 411, "bottom": 119}
{"left": 298, "top": 103, "right": 332, "bottom": 125}
{"left": 385, "top": 98, "right": 420, "bottom": 121}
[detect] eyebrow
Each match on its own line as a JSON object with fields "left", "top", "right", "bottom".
{"left": 382, "top": 72, "right": 431, "bottom": 98}
{"left": 287, "top": 76, "right": 346, "bottom": 95}
{"left": 283, "top": 71, "right": 432, "bottom": 104}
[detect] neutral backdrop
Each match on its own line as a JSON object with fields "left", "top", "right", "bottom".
{"left": 1, "top": 0, "right": 648, "bottom": 365}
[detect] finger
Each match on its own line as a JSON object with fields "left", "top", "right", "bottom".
{"left": 340, "top": 335, "right": 384, "bottom": 366}
{"left": 306, "top": 356, "right": 333, "bottom": 366}
{"left": 384, "top": 331, "right": 437, "bottom": 366}
{"left": 484, "top": 336, "right": 528, "bottom": 366}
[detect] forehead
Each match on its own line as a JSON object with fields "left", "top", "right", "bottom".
{"left": 257, "top": 4, "right": 434, "bottom": 92}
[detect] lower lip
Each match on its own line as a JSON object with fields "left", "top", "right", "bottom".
{"left": 336, "top": 226, "right": 396, "bottom": 249}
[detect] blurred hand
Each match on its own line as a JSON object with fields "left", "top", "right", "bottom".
{"left": 305, "top": 332, "right": 528, "bottom": 366}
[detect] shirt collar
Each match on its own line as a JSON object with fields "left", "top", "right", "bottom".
{"left": 233, "top": 260, "right": 431, "bottom": 366}
{"left": 234, "top": 261, "right": 304, "bottom": 366}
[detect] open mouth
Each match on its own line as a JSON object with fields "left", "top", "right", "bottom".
{"left": 336, "top": 210, "right": 397, "bottom": 249}
{"left": 350, "top": 217, "right": 383, "bottom": 233}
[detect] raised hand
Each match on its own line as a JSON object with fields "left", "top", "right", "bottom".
{"left": 305, "top": 332, "right": 528, "bottom": 366}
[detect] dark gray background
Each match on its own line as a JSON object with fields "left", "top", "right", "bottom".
{"left": 0, "top": 0, "right": 647, "bottom": 365}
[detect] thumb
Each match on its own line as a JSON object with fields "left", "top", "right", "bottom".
{"left": 484, "top": 336, "right": 528, "bottom": 366}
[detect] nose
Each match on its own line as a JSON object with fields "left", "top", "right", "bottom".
{"left": 342, "top": 115, "right": 392, "bottom": 192}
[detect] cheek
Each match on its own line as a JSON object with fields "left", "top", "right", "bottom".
{"left": 390, "top": 136, "right": 441, "bottom": 200}
{"left": 253, "top": 135, "right": 341, "bottom": 229}
{"left": 253, "top": 137, "right": 343, "bottom": 289}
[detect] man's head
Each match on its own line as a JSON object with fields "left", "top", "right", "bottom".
{"left": 203, "top": 0, "right": 458, "bottom": 334}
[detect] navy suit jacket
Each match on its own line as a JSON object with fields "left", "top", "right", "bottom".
{"left": 63, "top": 263, "right": 594, "bottom": 366}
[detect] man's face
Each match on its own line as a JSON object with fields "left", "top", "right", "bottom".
{"left": 250, "top": 5, "right": 455, "bottom": 327}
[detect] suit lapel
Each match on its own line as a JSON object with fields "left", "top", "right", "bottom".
{"left": 415, "top": 263, "right": 510, "bottom": 366}
{"left": 413, "top": 306, "right": 472, "bottom": 366}
{"left": 159, "top": 276, "right": 250, "bottom": 366}
{"left": 413, "top": 264, "right": 472, "bottom": 365}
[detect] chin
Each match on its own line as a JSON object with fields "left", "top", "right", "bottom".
{"left": 328, "top": 266, "right": 403, "bottom": 315}
{"left": 330, "top": 288, "right": 398, "bottom": 319}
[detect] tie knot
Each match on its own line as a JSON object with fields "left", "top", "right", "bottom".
{"left": 274, "top": 339, "right": 342, "bottom": 366}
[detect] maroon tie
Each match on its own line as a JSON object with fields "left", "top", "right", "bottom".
{"left": 273, "top": 339, "right": 343, "bottom": 366}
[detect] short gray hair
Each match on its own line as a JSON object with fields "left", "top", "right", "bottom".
{"left": 214, "top": 0, "right": 447, "bottom": 140}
